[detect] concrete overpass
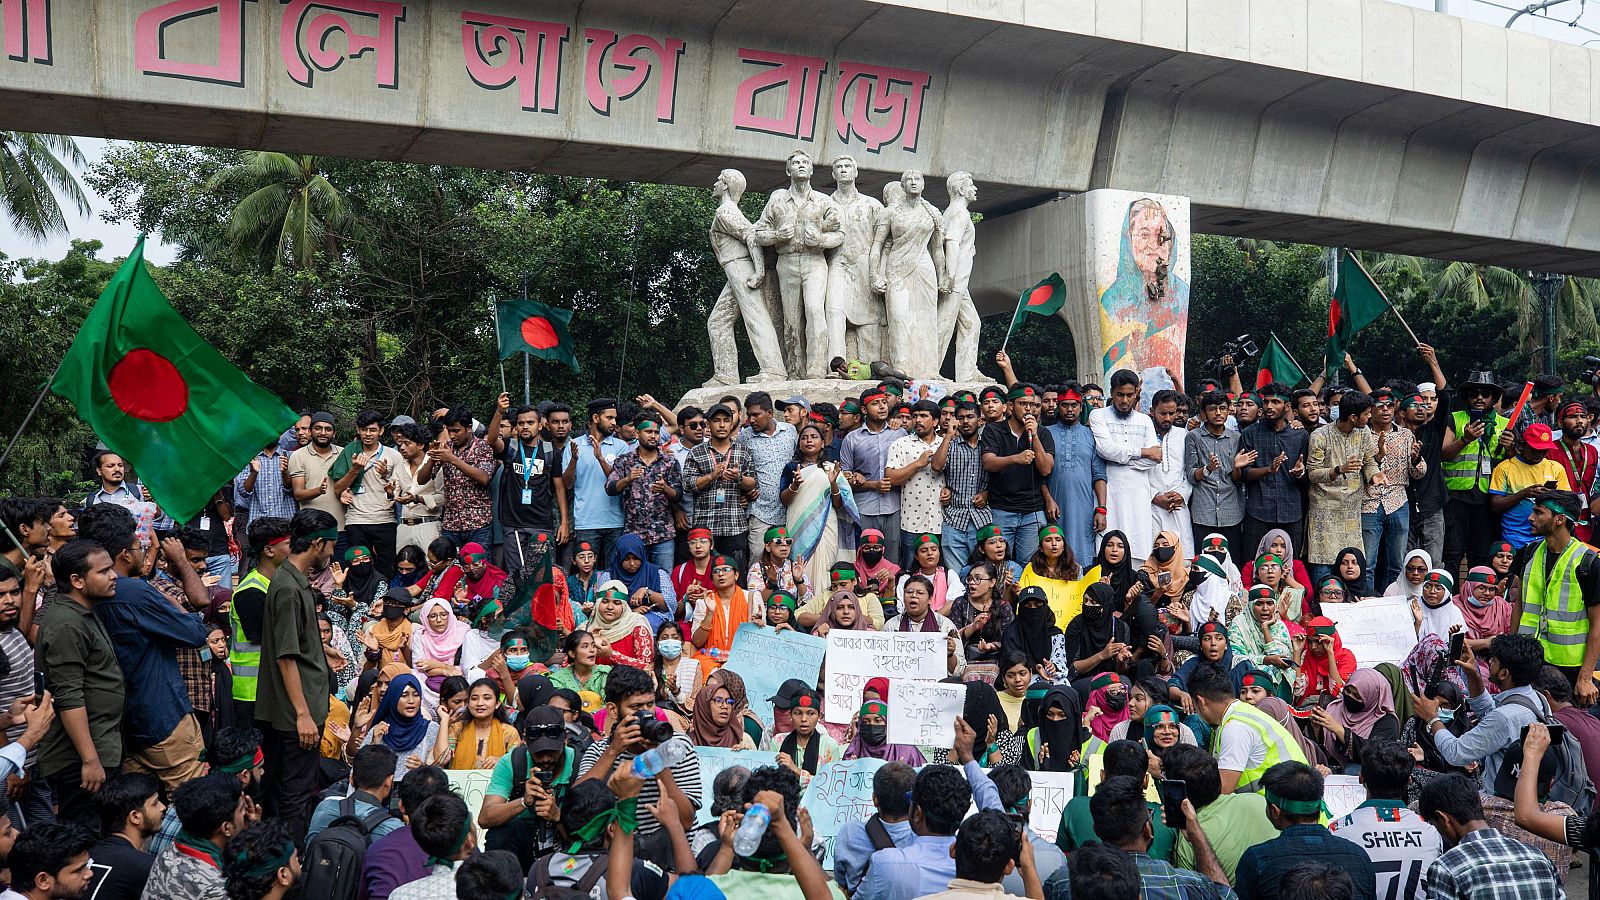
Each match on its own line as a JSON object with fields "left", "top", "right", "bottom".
{"left": 3, "top": 0, "right": 1600, "bottom": 286}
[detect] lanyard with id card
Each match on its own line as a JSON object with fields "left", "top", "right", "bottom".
{"left": 519, "top": 442, "right": 544, "bottom": 506}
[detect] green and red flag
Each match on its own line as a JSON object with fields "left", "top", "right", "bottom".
{"left": 1255, "top": 333, "right": 1308, "bottom": 389}
{"left": 1324, "top": 248, "right": 1390, "bottom": 375}
{"left": 505, "top": 543, "right": 565, "bottom": 659}
{"left": 495, "top": 297, "right": 579, "bottom": 372}
{"left": 1011, "top": 272, "right": 1066, "bottom": 329}
{"left": 49, "top": 237, "right": 296, "bottom": 523}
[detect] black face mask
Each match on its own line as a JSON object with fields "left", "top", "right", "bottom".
{"left": 382, "top": 605, "right": 406, "bottom": 621}
{"left": 861, "top": 549, "right": 884, "bottom": 565}
{"left": 1343, "top": 694, "right": 1366, "bottom": 713}
{"left": 1152, "top": 546, "right": 1176, "bottom": 565}
{"left": 1102, "top": 692, "right": 1129, "bottom": 711}
{"left": 859, "top": 724, "right": 887, "bottom": 746}
{"left": 1084, "top": 602, "right": 1106, "bottom": 623}
{"left": 1189, "top": 568, "right": 1208, "bottom": 588}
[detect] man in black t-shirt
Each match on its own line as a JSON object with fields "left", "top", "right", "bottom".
{"left": 979, "top": 382, "right": 1056, "bottom": 564}
{"left": 486, "top": 393, "right": 569, "bottom": 587}
{"left": 88, "top": 772, "right": 163, "bottom": 900}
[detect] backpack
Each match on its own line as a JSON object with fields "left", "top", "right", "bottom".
{"left": 527, "top": 851, "right": 609, "bottom": 900}
{"left": 865, "top": 815, "right": 896, "bottom": 852}
{"left": 299, "top": 797, "right": 397, "bottom": 900}
{"left": 1494, "top": 693, "right": 1597, "bottom": 812}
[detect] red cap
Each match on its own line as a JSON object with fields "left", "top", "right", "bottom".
{"left": 1524, "top": 422, "right": 1557, "bottom": 451}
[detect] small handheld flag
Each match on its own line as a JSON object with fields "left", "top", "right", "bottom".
{"left": 1000, "top": 272, "right": 1066, "bottom": 352}
{"left": 495, "top": 297, "right": 580, "bottom": 372}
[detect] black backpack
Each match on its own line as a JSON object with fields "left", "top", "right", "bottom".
{"left": 527, "top": 851, "right": 609, "bottom": 900}
{"left": 1494, "top": 694, "right": 1597, "bottom": 812}
{"left": 299, "top": 797, "right": 397, "bottom": 900}
{"left": 865, "top": 815, "right": 896, "bottom": 851}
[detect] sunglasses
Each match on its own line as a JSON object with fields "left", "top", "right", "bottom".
{"left": 1405, "top": 564, "right": 1427, "bottom": 573}
{"left": 769, "top": 537, "right": 793, "bottom": 545}
{"left": 523, "top": 722, "right": 564, "bottom": 740}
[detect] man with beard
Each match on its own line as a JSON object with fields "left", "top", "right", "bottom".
{"left": 221, "top": 820, "right": 302, "bottom": 900}
{"left": 1186, "top": 391, "right": 1252, "bottom": 564}
{"left": 1090, "top": 370, "right": 1161, "bottom": 561}
{"left": 1235, "top": 391, "right": 1261, "bottom": 430}
{"left": 89, "top": 773, "right": 165, "bottom": 900}
{"left": 288, "top": 412, "right": 345, "bottom": 551}
{"left": 75, "top": 506, "right": 209, "bottom": 795}
{"left": 1148, "top": 389, "right": 1194, "bottom": 543}
{"left": 608, "top": 416, "right": 681, "bottom": 574}
{"left": 10, "top": 823, "right": 96, "bottom": 900}
{"left": 937, "top": 401, "right": 992, "bottom": 571}
{"left": 568, "top": 399, "right": 628, "bottom": 566}
{"left": 146, "top": 726, "right": 263, "bottom": 856}
{"left": 887, "top": 401, "right": 946, "bottom": 565}
{"left": 683, "top": 406, "right": 757, "bottom": 568}
{"left": 1044, "top": 383, "right": 1107, "bottom": 567}
{"left": 980, "top": 384, "right": 1055, "bottom": 565}
{"left": 1441, "top": 371, "right": 1510, "bottom": 573}
{"left": 485, "top": 393, "right": 569, "bottom": 587}
{"left": 1237, "top": 383, "right": 1309, "bottom": 560}
{"left": 1039, "top": 386, "right": 1060, "bottom": 428}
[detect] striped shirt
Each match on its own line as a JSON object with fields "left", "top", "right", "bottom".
{"left": 0, "top": 628, "right": 33, "bottom": 744}
{"left": 578, "top": 733, "right": 702, "bottom": 835}
{"left": 941, "top": 436, "right": 991, "bottom": 531}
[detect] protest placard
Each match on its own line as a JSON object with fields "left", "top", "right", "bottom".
{"left": 447, "top": 769, "right": 494, "bottom": 843}
{"left": 693, "top": 746, "right": 780, "bottom": 824}
{"left": 886, "top": 679, "right": 964, "bottom": 748}
{"left": 1023, "top": 770, "right": 1075, "bottom": 844}
{"left": 804, "top": 758, "right": 887, "bottom": 867}
{"left": 1323, "top": 774, "right": 1365, "bottom": 820}
{"left": 1323, "top": 594, "right": 1418, "bottom": 666}
{"left": 824, "top": 631, "right": 947, "bottom": 723}
{"left": 724, "top": 624, "right": 826, "bottom": 725}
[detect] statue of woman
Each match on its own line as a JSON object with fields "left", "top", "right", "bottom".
{"left": 872, "top": 171, "right": 947, "bottom": 380}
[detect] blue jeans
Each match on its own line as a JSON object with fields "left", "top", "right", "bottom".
{"left": 442, "top": 525, "right": 494, "bottom": 555}
{"left": 993, "top": 509, "right": 1045, "bottom": 565}
{"left": 205, "top": 554, "right": 236, "bottom": 590}
{"left": 645, "top": 540, "right": 675, "bottom": 576}
{"left": 942, "top": 524, "right": 977, "bottom": 571}
{"left": 573, "top": 527, "right": 622, "bottom": 569}
{"left": 1362, "top": 505, "right": 1411, "bottom": 594}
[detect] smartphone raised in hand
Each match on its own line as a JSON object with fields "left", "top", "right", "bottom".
{"left": 1449, "top": 631, "right": 1465, "bottom": 662}
{"left": 1522, "top": 722, "right": 1567, "bottom": 746}
{"left": 1158, "top": 778, "right": 1188, "bottom": 829}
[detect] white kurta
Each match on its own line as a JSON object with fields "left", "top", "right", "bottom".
{"left": 1090, "top": 406, "right": 1161, "bottom": 560}
{"left": 1150, "top": 423, "right": 1194, "bottom": 547}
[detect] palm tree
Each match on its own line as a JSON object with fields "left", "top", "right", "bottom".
{"left": 206, "top": 152, "right": 352, "bottom": 271}
{"left": 0, "top": 132, "right": 91, "bottom": 242}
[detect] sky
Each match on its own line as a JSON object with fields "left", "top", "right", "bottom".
{"left": 1, "top": 0, "right": 1596, "bottom": 270}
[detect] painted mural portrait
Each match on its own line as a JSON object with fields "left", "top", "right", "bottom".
{"left": 1098, "top": 197, "right": 1189, "bottom": 393}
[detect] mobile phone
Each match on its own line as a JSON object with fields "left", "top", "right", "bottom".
{"left": 1545, "top": 479, "right": 1559, "bottom": 490}
{"left": 535, "top": 770, "right": 555, "bottom": 787}
{"left": 1158, "top": 778, "right": 1187, "bottom": 829}
{"left": 1158, "top": 572, "right": 1172, "bottom": 586}
{"left": 1448, "top": 631, "right": 1465, "bottom": 662}
{"left": 1522, "top": 722, "right": 1567, "bottom": 745}
{"left": 33, "top": 670, "right": 45, "bottom": 698}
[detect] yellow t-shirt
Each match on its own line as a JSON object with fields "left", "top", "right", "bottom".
{"left": 1490, "top": 457, "right": 1572, "bottom": 547}
{"left": 1019, "top": 564, "right": 1097, "bottom": 629}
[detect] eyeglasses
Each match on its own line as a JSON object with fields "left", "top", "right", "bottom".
{"left": 708, "top": 697, "right": 737, "bottom": 707}
{"left": 1405, "top": 564, "right": 1427, "bottom": 573}
{"left": 1322, "top": 589, "right": 1346, "bottom": 598}
{"left": 966, "top": 573, "right": 993, "bottom": 583}
{"left": 523, "top": 723, "right": 563, "bottom": 739}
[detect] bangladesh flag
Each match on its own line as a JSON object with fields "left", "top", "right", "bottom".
{"left": 1011, "top": 272, "right": 1066, "bottom": 329}
{"left": 1255, "top": 333, "right": 1308, "bottom": 389}
{"left": 49, "top": 238, "right": 297, "bottom": 523}
{"left": 495, "top": 297, "right": 579, "bottom": 371}
{"left": 504, "top": 542, "right": 565, "bottom": 660}
{"left": 1324, "top": 249, "right": 1390, "bottom": 375}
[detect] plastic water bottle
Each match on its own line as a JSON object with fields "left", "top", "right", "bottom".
{"left": 732, "top": 805, "right": 771, "bottom": 856}
{"left": 630, "top": 738, "right": 690, "bottom": 778}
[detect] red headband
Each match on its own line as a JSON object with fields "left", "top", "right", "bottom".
{"left": 1060, "top": 389, "right": 1082, "bottom": 402}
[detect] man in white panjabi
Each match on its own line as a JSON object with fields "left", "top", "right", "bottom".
{"left": 755, "top": 149, "right": 843, "bottom": 379}
{"left": 1147, "top": 388, "right": 1193, "bottom": 544}
{"left": 939, "top": 171, "right": 984, "bottom": 383}
{"left": 1090, "top": 370, "right": 1163, "bottom": 561}
{"left": 704, "top": 168, "right": 787, "bottom": 387}
{"left": 826, "top": 155, "right": 886, "bottom": 369}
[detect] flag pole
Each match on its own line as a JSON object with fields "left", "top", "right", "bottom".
{"left": 998, "top": 287, "right": 1028, "bottom": 354}
{"left": 1345, "top": 250, "right": 1423, "bottom": 346}
{"left": 1271, "top": 333, "right": 1312, "bottom": 388}
{"left": 0, "top": 358, "right": 65, "bottom": 478}
{"left": 519, "top": 276, "right": 533, "bottom": 405}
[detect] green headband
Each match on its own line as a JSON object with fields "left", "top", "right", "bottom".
{"left": 1256, "top": 553, "right": 1284, "bottom": 568}
{"left": 976, "top": 523, "right": 1002, "bottom": 543}
{"left": 472, "top": 596, "right": 504, "bottom": 626}
{"left": 916, "top": 533, "right": 940, "bottom": 547}
{"left": 566, "top": 797, "right": 639, "bottom": 853}
{"left": 598, "top": 586, "right": 629, "bottom": 603}
{"left": 1039, "top": 524, "right": 1063, "bottom": 540}
{"left": 764, "top": 525, "right": 790, "bottom": 542}
{"left": 1241, "top": 392, "right": 1261, "bottom": 405}
{"left": 1265, "top": 789, "right": 1329, "bottom": 819}
{"left": 830, "top": 563, "right": 857, "bottom": 579}
{"left": 1007, "top": 384, "right": 1039, "bottom": 401}
{"left": 344, "top": 545, "right": 372, "bottom": 564}
{"left": 860, "top": 700, "right": 887, "bottom": 718}
{"left": 216, "top": 747, "right": 263, "bottom": 775}
{"left": 636, "top": 418, "right": 661, "bottom": 431}
{"left": 426, "top": 817, "right": 475, "bottom": 868}
{"left": 768, "top": 591, "right": 798, "bottom": 610}
{"left": 1536, "top": 495, "right": 1581, "bottom": 521}
{"left": 233, "top": 842, "right": 296, "bottom": 879}
{"left": 306, "top": 527, "right": 339, "bottom": 543}
{"left": 1089, "top": 672, "right": 1121, "bottom": 691}
{"left": 1249, "top": 586, "right": 1276, "bottom": 602}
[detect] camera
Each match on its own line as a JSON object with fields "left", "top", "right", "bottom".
{"left": 635, "top": 709, "right": 674, "bottom": 744}
{"left": 1203, "top": 334, "right": 1259, "bottom": 377}
{"left": 1579, "top": 356, "right": 1600, "bottom": 387}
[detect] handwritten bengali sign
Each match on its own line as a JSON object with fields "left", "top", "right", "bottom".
{"left": 824, "top": 631, "right": 946, "bottom": 724}
{"left": 804, "top": 758, "right": 887, "bottom": 867}
{"left": 1323, "top": 774, "right": 1365, "bottom": 820}
{"left": 693, "top": 746, "right": 780, "bottom": 825}
{"left": 1322, "top": 595, "right": 1419, "bottom": 667}
{"left": 724, "top": 625, "right": 826, "bottom": 726}
{"left": 886, "top": 679, "right": 964, "bottom": 748}
{"left": 446, "top": 769, "right": 495, "bottom": 843}
{"left": 1021, "top": 770, "right": 1075, "bottom": 844}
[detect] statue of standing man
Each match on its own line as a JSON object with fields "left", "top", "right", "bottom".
{"left": 755, "top": 150, "right": 843, "bottom": 380}
{"left": 826, "top": 155, "right": 885, "bottom": 370}
{"left": 939, "top": 171, "right": 985, "bottom": 382}
{"left": 703, "top": 168, "right": 787, "bottom": 387}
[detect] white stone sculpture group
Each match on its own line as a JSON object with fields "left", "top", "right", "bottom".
{"left": 704, "top": 150, "right": 984, "bottom": 386}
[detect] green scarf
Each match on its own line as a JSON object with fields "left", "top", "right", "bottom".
{"left": 565, "top": 797, "right": 639, "bottom": 853}
{"left": 175, "top": 831, "right": 226, "bottom": 868}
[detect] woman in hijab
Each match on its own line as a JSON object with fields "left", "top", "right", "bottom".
{"left": 927, "top": 681, "right": 1023, "bottom": 766}
{"left": 1141, "top": 705, "right": 1187, "bottom": 757}
{"left": 598, "top": 533, "right": 676, "bottom": 632}
{"left": 389, "top": 544, "right": 428, "bottom": 595}
{"left": 1386, "top": 549, "right": 1432, "bottom": 599}
{"left": 948, "top": 561, "right": 1012, "bottom": 683}
{"left": 588, "top": 581, "right": 655, "bottom": 670}
{"left": 1195, "top": 533, "right": 1243, "bottom": 591}
{"left": 1090, "top": 531, "right": 1137, "bottom": 602}
{"left": 689, "top": 676, "right": 755, "bottom": 749}
{"left": 1002, "top": 586, "right": 1071, "bottom": 684}
{"left": 1020, "top": 685, "right": 1083, "bottom": 772}
{"left": 1332, "top": 547, "right": 1369, "bottom": 601}
{"left": 1064, "top": 582, "right": 1131, "bottom": 684}
{"left": 1413, "top": 569, "right": 1465, "bottom": 641}
{"left": 1082, "top": 672, "right": 1132, "bottom": 753}
{"left": 515, "top": 672, "right": 557, "bottom": 718}
{"left": 1228, "top": 586, "right": 1295, "bottom": 701}
{"left": 1183, "top": 555, "right": 1234, "bottom": 633}
{"left": 1292, "top": 616, "right": 1357, "bottom": 706}
{"left": 362, "top": 597, "right": 413, "bottom": 672}
{"left": 963, "top": 524, "right": 1025, "bottom": 598}
{"left": 433, "top": 542, "right": 509, "bottom": 609}
{"left": 1106, "top": 676, "right": 1199, "bottom": 746}
{"left": 1308, "top": 668, "right": 1399, "bottom": 770}
{"left": 843, "top": 699, "right": 925, "bottom": 765}
{"left": 1456, "top": 567, "right": 1511, "bottom": 646}
{"left": 1239, "top": 528, "right": 1311, "bottom": 589}
{"left": 1254, "top": 695, "right": 1326, "bottom": 766}
{"left": 361, "top": 673, "right": 439, "bottom": 780}
{"left": 817, "top": 590, "right": 868, "bottom": 636}
{"left": 854, "top": 529, "right": 901, "bottom": 602}
{"left": 1140, "top": 531, "right": 1190, "bottom": 603}
{"left": 411, "top": 597, "right": 468, "bottom": 704}
{"left": 1488, "top": 541, "right": 1517, "bottom": 585}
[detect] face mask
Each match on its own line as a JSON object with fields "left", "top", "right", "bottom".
{"left": 1103, "top": 692, "right": 1129, "bottom": 711}
{"left": 1437, "top": 709, "right": 1455, "bottom": 723}
{"left": 1152, "top": 546, "right": 1176, "bottom": 565}
{"left": 505, "top": 653, "right": 531, "bottom": 672}
{"left": 349, "top": 562, "right": 371, "bottom": 577}
{"left": 1343, "top": 694, "right": 1366, "bottom": 713}
{"left": 659, "top": 640, "right": 683, "bottom": 660}
{"left": 859, "top": 724, "right": 887, "bottom": 746}
{"left": 1466, "top": 591, "right": 1492, "bottom": 608}
{"left": 1085, "top": 602, "right": 1106, "bottom": 622}
{"left": 382, "top": 605, "right": 405, "bottom": 621}
{"left": 1189, "top": 568, "right": 1208, "bottom": 588}
{"left": 861, "top": 549, "right": 884, "bottom": 565}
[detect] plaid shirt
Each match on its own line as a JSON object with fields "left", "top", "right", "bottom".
{"left": 231, "top": 451, "right": 298, "bottom": 520}
{"left": 941, "top": 436, "right": 992, "bottom": 530}
{"left": 152, "top": 574, "right": 212, "bottom": 715}
{"left": 606, "top": 449, "right": 682, "bottom": 545}
{"left": 681, "top": 441, "right": 755, "bottom": 538}
{"left": 1362, "top": 425, "right": 1425, "bottom": 515}
{"left": 441, "top": 437, "right": 495, "bottom": 531}
{"left": 1045, "top": 851, "right": 1236, "bottom": 900}
{"left": 1422, "top": 827, "right": 1563, "bottom": 900}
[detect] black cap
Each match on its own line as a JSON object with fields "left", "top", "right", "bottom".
{"left": 705, "top": 403, "right": 736, "bottom": 420}
{"left": 521, "top": 705, "right": 566, "bottom": 754}
{"left": 768, "top": 677, "right": 813, "bottom": 708}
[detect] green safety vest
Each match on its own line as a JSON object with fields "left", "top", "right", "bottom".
{"left": 1519, "top": 538, "right": 1595, "bottom": 668}
{"left": 230, "top": 569, "right": 268, "bottom": 702}
{"left": 1210, "top": 700, "right": 1307, "bottom": 792}
{"left": 1443, "top": 410, "right": 1507, "bottom": 493}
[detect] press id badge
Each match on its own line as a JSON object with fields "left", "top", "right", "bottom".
{"left": 198, "top": 516, "right": 210, "bottom": 531}
{"left": 521, "top": 488, "right": 533, "bottom": 504}
{"left": 715, "top": 489, "right": 727, "bottom": 504}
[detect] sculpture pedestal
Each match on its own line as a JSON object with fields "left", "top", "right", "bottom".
{"left": 676, "top": 377, "right": 994, "bottom": 412}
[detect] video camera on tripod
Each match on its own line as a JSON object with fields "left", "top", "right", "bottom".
{"left": 1203, "top": 334, "right": 1260, "bottom": 377}
{"left": 1578, "top": 355, "right": 1600, "bottom": 388}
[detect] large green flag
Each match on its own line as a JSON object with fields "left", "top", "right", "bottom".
{"left": 1255, "top": 333, "right": 1308, "bottom": 389}
{"left": 1010, "top": 272, "right": 1066, "bottom": 329}
{"left": 1324, "top": 249, "right": 1390, "bottom": 375}
{"left": 495, "top": 297, "right": 580, "bottom": 371}
{"left": 50, "top": 238, "right": 296, "bottom": 523}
